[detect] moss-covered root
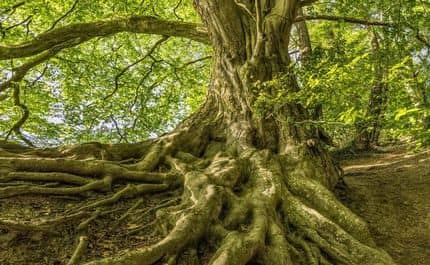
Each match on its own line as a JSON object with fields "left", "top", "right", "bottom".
{"left": 67, "top": 235, "right": 89, "bottom": 265}
{"left": 5, "top": 149, "right": 389, "bottom": 265}
{"left": 84, "top": 184, "right": 222, "bottom": 265}
{"left": 0, "top": 147, "right": 394, "bottom": 264}
{"left": 81, "top": 150, "right": 395, "bottom": 265}
{"left": 282, "top": 187, "right": 394, "bottom": 265}
{"left": 0, "top": 156, "right": 175, "bottom": 198}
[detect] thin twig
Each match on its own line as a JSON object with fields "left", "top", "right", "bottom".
{"left": 3, "top": 16, "right": 32, "bottom": 32}
{"left": 173, "top": 0, "right": 183, "bottom": 21}
{"left": 1, "top": 1, "right": 26, "bottom": 16}
{"left": 110, "top": 115, "right": 129, "bottom": 143}
{"left": 5, "top": 85, "right": 33, "bottom": 146}
{"left": 47, "top": 0, "right": 80, "bottom": 32}
{"left": 103, "top": 36, "right": 169, "bottom": 101}
{"left": 0, "top": 38, "right": 85, "bottom": 94}
{"left": 178, "top": 55, "right": 211, "bottom": 69}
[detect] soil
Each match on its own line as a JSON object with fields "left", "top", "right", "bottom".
{"left": 0, "top": 190, "right": 170, "bottom": 265}
{"left": 336, "top": 147, "right": 430, "bottom": 265}
{"left": 0, "top": 147, "right": 429, "bottom": 264}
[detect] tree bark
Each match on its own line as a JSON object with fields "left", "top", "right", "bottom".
{"left": 409, "top": 62, "right": 430, "bottom": 131}
{"left": 0, "top": 1, "right": 395, "bottom": 264}
{"left": 295, "top": 7, "right": 333, "bottom": 146}
{"left": 296, "top": 7, "right": 312, "bottom": 64}
{"left": 354, "top": 29, "right": 388, "bottom": 150}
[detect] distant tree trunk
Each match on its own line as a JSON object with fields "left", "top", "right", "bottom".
{"left": 409, "top": 64, "right": 430, "bottom": 130}
{"left": 421, "top": 91, "right": 430, "bottom": 131}
{"left": 0, "top": 1, "right": 394, "bottom": 264}
{"left": 296, "top": 8, "right": 312, "bottom": 64}
{"left": 354, "top": 29, "right": 388, "bottom": 150}
{"left": 296, "top": 7, "right": 317, "bottom": 120}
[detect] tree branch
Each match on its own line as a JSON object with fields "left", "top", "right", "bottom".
{"left": 0, "top": 38, "right": 84, "bottom": 93}
{"left": 0, "top": 1, "right": 27, "bottom": 17}
{"left": 110, "top": 115, "right": 129, "bottom": 143}
{"left": 295, "top": 15, "right": 393, "bottom": 27}
{"left": 1, "top": 15, "right": 32, "bottom": 37}
{"left": 5, "top": 84, "right": 34, "bottom": 147}
{"left": 46, "top": 0, "right": 80, "bottom": 32}
{"left": 0, "top": 16, "right": 209, "bottom": 60}
{"left": 299, "top": 0, "right": 319, "bottom": 7}
{"left": 295, "top": 15, "right": 430, "bottom": 47}
{"left": 178, "top": 55, "right": 212, "bottom": 69}
{"left": 104, "top": 36, "right": 169, "bottom": 101}
{"left": 415, "top": 32, "right": 430, "bottom": 48}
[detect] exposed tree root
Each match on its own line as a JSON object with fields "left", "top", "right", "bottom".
{"left": 84, "top": 148, "right": 394, "bottom": 264}
{"left": 3, "top": 172, "right": 92, "bottom": 185}
{"left": 72, "top": 184, "right": 169, "bottom": 212}
{"left": 0, "top": 211, "right": 88, "bottom": 233}
{"left": 0, "top": 0, "right": 402, "bottom": 263}
{"left": 67, "top": 235, "right": 89, "bottom": 265}
{"left": 0, "top": 137, "right": 395, "bottom": 265}
{"left": 0, "top": 153, "right": 175, "bottom": 199}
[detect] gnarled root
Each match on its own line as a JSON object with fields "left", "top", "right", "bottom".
{"left": 80, "top": 149, "right": 394, "bottom": 265}
{"left": 0, "top": 139, "right": 395, "bottom": 265}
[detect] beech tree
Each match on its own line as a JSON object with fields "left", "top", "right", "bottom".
{"left": 1, "top": 0, "right": 427, "bottom": 264}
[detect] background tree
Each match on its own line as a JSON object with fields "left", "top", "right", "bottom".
{"left": 353, "top": 28, "right": 388, "bottom": 150}
{"left": 292, "top": 0, "right": 429, "bottom": 148}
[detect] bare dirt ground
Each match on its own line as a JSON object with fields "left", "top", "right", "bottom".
{"left": 0, "top": 147, "right": 429, "bottom": 264}
{"left": 336, "top": 148, "right": 430, "bottom": 265}
{"left": 0, "top": 191, "right": 170, "bottom": 265}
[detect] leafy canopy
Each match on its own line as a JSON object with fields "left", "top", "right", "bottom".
{"left": 0, "top": 0, "right": 429, "bottom": 147}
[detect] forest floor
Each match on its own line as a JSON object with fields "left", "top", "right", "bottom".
{"left": 335, "top": 146, "right": 430, "bottom": 265}
{"left": 0, "top": 146, "right": 429, "bottom": 265}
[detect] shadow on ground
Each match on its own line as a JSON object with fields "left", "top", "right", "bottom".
{"left": 336, "top": 148, "right": 430, "bottom": 265}
{"left": 1, "top": 147, "right": 428, "bottom": 264}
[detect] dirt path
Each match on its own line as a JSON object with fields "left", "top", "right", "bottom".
{"left": 336, "top": 148, "right": 430, "bottom": 265}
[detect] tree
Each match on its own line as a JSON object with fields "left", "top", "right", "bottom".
{"left": 289, "top": 1, "right": 429, "bottom": 148}
{"left": 294, "top": 7, "right": 334, "bottom": 147}
{"left": 353, "top": 29, "right": 388, "bottom": 150}
{"left": 1, "top": 1, "right": 417, "bottom": 264}
{"left": 408, "top": 56, "right": 430, "bottom": 131}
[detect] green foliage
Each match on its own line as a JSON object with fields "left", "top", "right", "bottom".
{"left": 292, "top": 0, "right": 430, "bottom": 147}
{"left": 0, "top": 0, "right": 210, "bottom": 145}
{"left": 0, "top": 0, "right": 429, "bottom": 148}
{"left": 252, "top": 75, "right": 291, "bottom": 117}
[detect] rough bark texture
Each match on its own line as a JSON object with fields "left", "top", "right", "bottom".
{"left": 0, "top": 1, "right": 395, "bottom": 264}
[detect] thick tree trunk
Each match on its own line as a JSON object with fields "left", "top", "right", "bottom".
{"left": 354, "top": 30, "right": 388, "bottom": 150}
{"left": 0, "top": 1, "right": 395, "bottom": 264}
